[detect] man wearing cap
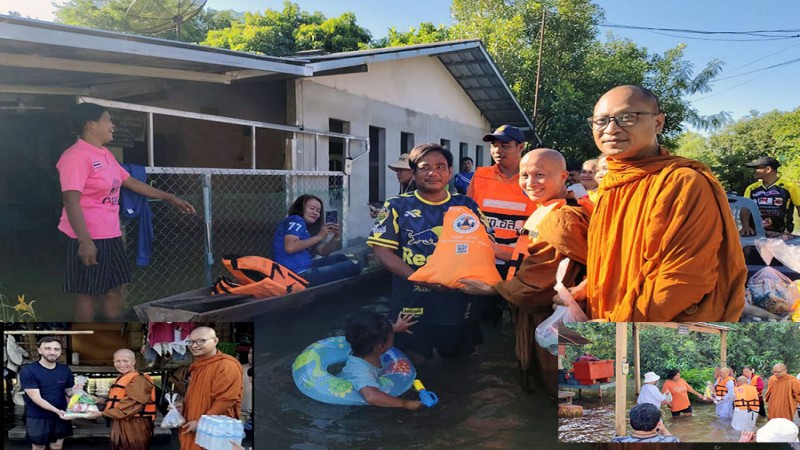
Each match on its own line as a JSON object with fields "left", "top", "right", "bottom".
{"left": 467, "top": 125, "right": 536, "bottom": 322}
{"left": 388, "top": 154, "right": 417, "bottom": 195}
{"left": 741, "top": 156, "right": 800, "bottom": 237}
{"left": 574, "top": 85, "right": 746, "bottom": 322}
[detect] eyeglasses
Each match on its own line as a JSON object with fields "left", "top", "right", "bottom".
{"left": 587, "top": 112, "right": 661, "bottom": 131}
{"left": 185, "top": 338, "right": 214, "bottom": 347}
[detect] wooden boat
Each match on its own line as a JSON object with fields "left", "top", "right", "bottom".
{"left": 134, "top": 268, "right": 388, "bottom": 322}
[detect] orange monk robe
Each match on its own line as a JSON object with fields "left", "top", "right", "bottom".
{"left": 764, "top": 374, "right": 800, "bottom": 421}
{"left": 494, "top": 204, "right": 589, "bottom": 397}
{"left": 179, "top": 353, "right": 243, "bottom": 450}
{"left": 586, "top": 148, "right": 746, "bottom": 321}
{"left": 102, "top": 374, "right": 155, "bottom": 450}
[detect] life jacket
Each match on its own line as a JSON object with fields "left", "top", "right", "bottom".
{"left": 211, "top": 256, "right": 309, "bottom": 297}
{"left": 407, "top": 206, "right": 502, "bottom": 288}
{"left": 749, "top": 374, "right": 761, "bottom": 389}
{"left": 733, "top": 384, "right": 760, "bottom": 411}
{"left": 468, "top": 166, "right": 535, "bottom": 264}
{"left": 105, "top": 371, "right": 157, "bottom": 422}
{"left": 715, "top": 376, "right": 735, "bottom": 397}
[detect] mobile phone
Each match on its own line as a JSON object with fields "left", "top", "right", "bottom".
{"left": 567, "top": 183, "right": 588, "bottom": 199}
{"left": 325, "top": 210, "right": 338, "bottom": 224}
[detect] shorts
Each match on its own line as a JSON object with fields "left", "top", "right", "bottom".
{"left": 394, "top": 320, "right": 483, "bottom": 359}
{"left": 63, "top": 236, "right": 131, "bottom": 296}
{"left": 671, "top": 405, "right": 693, "bottom": 417}
{"left": 26, "top": 416, "right": 73, "bottom": 445}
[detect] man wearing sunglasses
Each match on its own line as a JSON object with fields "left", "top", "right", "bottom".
{"left": 179, "top": 327, "right": 243, "bottom": 450}
{"left": 567, "top": 85, "right": 746, "bottom": 322}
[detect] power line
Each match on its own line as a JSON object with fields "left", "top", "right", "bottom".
{"left": 726, "top": 41, "right": 800, "bottom": 72}
{"left": 601, "top": 23, "right": 800, "bottom": 37}
{"left": 714, "top": 57, "right": 800, "bottom": 81}
{"left": 647, "top": 30, "right": 798, "bottom": 42}
{"left": 693, "top": 67, "right": 785, "bottom": 102}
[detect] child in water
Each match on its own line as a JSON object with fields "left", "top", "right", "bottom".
{"left": 341, "top": 312, "right": 423, "bottom": 410}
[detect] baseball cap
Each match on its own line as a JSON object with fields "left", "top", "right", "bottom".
{"left": 388, "top": 153, "right": 411, "bottom": 171}
{"left": 744, "top": 156, "right": 780, "bottom": 169}
{"left": 482, "top": 125, "right": 525, "bottom": 143}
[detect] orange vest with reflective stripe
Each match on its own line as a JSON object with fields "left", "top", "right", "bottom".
{"left": 733, "top": 384, "right": 760, "bottom": 411}
{"left": 105, "top": 371, "right": 157, "bottom": 422}
{"left": 469, "top": 166, "right": 535, "bottom": 255}
{"left": 213, "top": 256, "right": 309, "bottom": 297}
{"left": 715, "top": 376, "right": 735, "bottom": 397}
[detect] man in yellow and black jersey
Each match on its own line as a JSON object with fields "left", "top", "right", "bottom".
{"left": 741, "top": 156, "right": 800, "bottom": 236}
{"left": 368, "top": 143, "right": 493, "bottom": 363}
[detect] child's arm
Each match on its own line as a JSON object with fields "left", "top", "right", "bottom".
{"left": 392, "top": 312, "right": 418, "bottom": 334}
{"left": 359, "top": 387, "right": 422, "bottom": 410}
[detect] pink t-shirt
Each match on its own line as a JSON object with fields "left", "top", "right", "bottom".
{"left": 57, "top": 139, "right": 130, "bottom": 239}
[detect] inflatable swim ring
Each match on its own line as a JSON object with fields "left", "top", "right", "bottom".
{"left": 291, "top": 336, "right": 416, "bottom": 405}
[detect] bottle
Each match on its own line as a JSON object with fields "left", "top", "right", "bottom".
{"left": 71, "top": 352, "right": 80, "bottom": 365}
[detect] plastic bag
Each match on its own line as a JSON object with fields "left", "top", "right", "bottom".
{"left": 755, "top": 237, "right": 800, "bottom": 272}
{"left": 731, "top": 409, "right": 758, "bottom": 432}
{"left": 535, "top": 258, "right": 589, "bottom": 355}
{"left": 746, "top": 266, "right": 795, "bottom": 317}
{"left": 65, "top": 376, "right": 98, "bottom": 417}
{"left": 161, "top": 393, "right": 186, "bottom": 428}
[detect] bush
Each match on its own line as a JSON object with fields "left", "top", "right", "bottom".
{"left": 679, "top": 367, "right": 716, "bottom": 392}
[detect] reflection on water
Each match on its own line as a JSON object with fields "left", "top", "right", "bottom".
{"left": 559, "top": 384, "right": 781, "bottom": 444}
{"left": 254, "top": 279, "right": 567, "bottom": 449}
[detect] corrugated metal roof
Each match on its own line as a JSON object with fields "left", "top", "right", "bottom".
{"left": 301, "top": 40, "right": 534, "bottom": 133}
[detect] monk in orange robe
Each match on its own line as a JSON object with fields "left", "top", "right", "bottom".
{"left": 180, "top": 326, "right": 243, "bottom": 450}
{"left": 460, "top": 149, "right": 590, "bottom": 397}
{"left": 102, "top": 349, "right": 156, "bottom": 450}
{"left": 579, "top": 85, "right": 746, "bottom": 321}
{"left": 764, "top": 363, "right": 800, "bottom": 421}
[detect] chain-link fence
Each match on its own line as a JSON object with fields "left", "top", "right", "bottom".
{"left": 122, "top": 167, "right": 346, "bottom": 305}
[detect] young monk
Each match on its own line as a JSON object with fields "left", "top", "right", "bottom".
{"left": 459, "top": 148, "right": 590, "bottom": 397}
{"left": 576, "top": 85, "right": 746, "bottom": 321}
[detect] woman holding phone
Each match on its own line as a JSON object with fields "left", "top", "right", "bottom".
{"left": 272, "top": 194, "right": 360, "bottom": 286}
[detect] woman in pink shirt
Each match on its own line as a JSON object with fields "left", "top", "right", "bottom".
{"left": 57, "top": 103, "right": 195, "bottom": 320}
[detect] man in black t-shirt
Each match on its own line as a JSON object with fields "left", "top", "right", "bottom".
{"left": 741, "top": 156, "right": 800, "bottom": 236}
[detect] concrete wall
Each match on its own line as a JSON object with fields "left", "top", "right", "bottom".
{"left": 291, "top": 56, "right": 493, "bottom": 241}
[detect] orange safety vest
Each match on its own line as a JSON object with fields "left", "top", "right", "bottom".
{"left": 733, "top": 384, "right": 760, "bottom": 411}
{"left": 212, "top": 256, "right": 309, "bottom": 297}
{"left": 715, "top": 376, "right": 735, "bottom": 397}
{"left": 468, "top": 167, "right": 535, "bottom": 261}
{"left": 105, "top": 371, "right": 157, "bottom": 422}
{"left": 749, "top": 374, "right": 761, "bottom": 388}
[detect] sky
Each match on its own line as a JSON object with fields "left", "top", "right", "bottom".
{"left": 4, "top": 0, "right": 799, "bottom": 124}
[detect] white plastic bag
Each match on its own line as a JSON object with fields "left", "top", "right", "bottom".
{"left": 755, "top": 237, "right": 800, "bottom": 273}
{"left": 65, "top": 375, "right": 99, "bottom": 417}
{"left": 535, "top": 258, "right": 589, "bottom": 355}
{"left": 161, "top": 393, "right": 186, "bottom": 428}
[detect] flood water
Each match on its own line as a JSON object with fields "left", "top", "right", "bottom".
{"left": 559, "top": 384, "right": 798, "bottom": 447}
{"left": 253, "top": 275, "right": 572, "bottom": 450}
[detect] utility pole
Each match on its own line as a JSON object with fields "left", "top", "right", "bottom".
{"left": 532, "top": 6, "right": 547, "bottom": 124}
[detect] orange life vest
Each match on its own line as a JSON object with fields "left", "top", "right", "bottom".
{"left": 715, "top": 376, "right": 735, "bottom": 397}
{"left": 407, "top": 206, "right": 501, "bottom": 288}
{"left": 749, "top": 374, "right": 761, "bottom": 388}
{"left": 212, "top": 256, "right": 309, "bottom": 297}
{"left": 733, "top": 384, "right": 760, "bottom": 411}
{"left": 105, "top": 371, "right": 157, "bottom": 422}
{"left": 468, "top": 166, "right": 535, "bottom": 262}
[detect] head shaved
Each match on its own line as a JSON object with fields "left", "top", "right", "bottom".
{"left": 190, "top": 326, "right": 217, "bottom": 340}
{"left": 737, "top": 376, "right": 748, "bottom": 384}
{"left": 773, "top": 363, "right": 787, "bottom": 372}
{"left": 521, "top": 148, "right": 566, "bottom": 171}
{"left": 597, "top": 85, "right": 661, "bottom": 113}
{"left": 113, "top": 349, "right": 136, "bottom": 360}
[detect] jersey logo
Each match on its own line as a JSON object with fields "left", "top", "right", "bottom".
{"left": 404, "top": 209, "right": 422, "bottom": 218}
{"left": 407, "top": 229, "right": 439, "bottom": 245}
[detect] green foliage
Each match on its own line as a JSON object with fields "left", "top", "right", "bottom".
{"left": 679, "top": 367, "right": 716, "bottom": 392}
{"left": 675, "top": 108, "right": 800, "bottom": 193}
{"left": 372, "top": 23, "right": 451, "bottom": 48}
{"left": 203, "top": 2, "right": 370, "bottom": 56}
{"left": 216, "top": 341, "right": 238, "bottom": 357}
{"left": 53, "top": 0, "right": 242, "bottom": 43}
{"left": 372, "top": 0, "right": 727, "bottom": 165}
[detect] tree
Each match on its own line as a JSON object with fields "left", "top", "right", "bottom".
{"left": 52, "top": 0, "right": 241, "bottom": 42}
{"left": 374, "top": 0, "right": 727, "bottom": 164}
{"left": 372, "top": 22, "right": 450, "bottom": 48}
{"left": 202, "top": 2, "right": 371, "bottom": 56}
{"left": 675, "top": 108, "right": 800, "bottom": 194}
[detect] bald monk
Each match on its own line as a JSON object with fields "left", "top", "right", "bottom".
{"left": 764, "top": 363, "right": 800, "bottom": 421}
{"left": 101, "top": 349, "right": 156, "bottom": 450}
{"left": 574, "top": 85, "right": 746, "bottom": 321}
{"left": 180, "top": 327, "right": 243, "bottom": 450}
{"left": 460, "top": 149, "right": 590, "bottom": 397}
